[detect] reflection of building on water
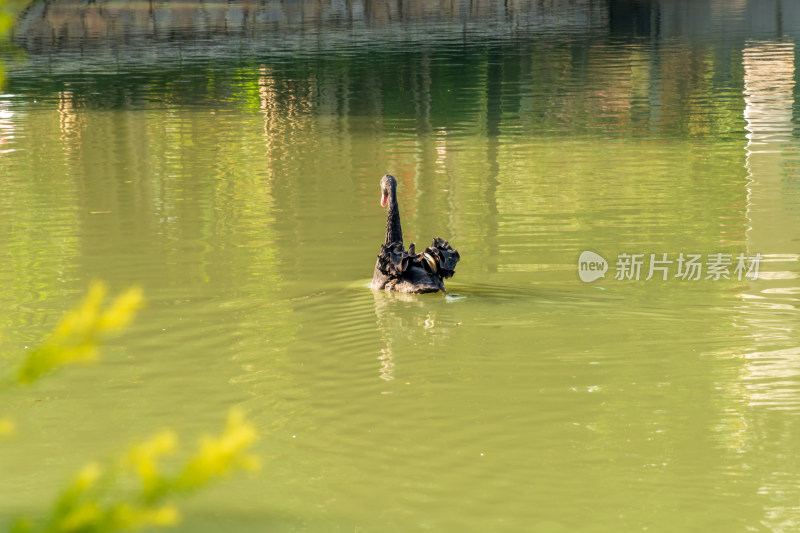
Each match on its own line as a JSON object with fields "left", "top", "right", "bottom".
{"left": 0, "top": 102, "right": 15, "bottom": 153}
{"left": 58, "top": 90, "right": 84, "bottom": 141}
{"left": 742, "top": 40, "right": 799, "bottom": 290}
{"left": 259, "top": 66, "right": 278, "bottom": 164}
{"left": 739, "top": 41, "right": 800, "bottom": 413}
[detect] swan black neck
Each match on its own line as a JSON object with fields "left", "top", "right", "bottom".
{"left": 385, "top": 191, "right": 403, "bottom": 247}
{"left": 382, "top": 176, "right": 403, "bottom": 248}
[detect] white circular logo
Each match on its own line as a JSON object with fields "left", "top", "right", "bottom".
{"left": 578, "top": 251, "right": 607, "bottom": 282}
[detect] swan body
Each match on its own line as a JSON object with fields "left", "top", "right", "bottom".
{"left": 371, "top": 175, "right": 460, "bottom": 293}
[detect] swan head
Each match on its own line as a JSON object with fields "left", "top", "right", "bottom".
{"left": 379, "top": 174, "right": 397, "bottom": 207}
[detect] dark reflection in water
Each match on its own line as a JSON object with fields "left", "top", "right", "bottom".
{"left": 6, "top": 0, "right": 797, "bottom": 140}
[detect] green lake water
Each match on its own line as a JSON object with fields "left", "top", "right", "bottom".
{"left": 1, "top": 1, "right": 800, "bottom": 531}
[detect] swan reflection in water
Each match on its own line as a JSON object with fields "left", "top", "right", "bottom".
{"left": 372, "top": 288, "right": 461, "bottom": 383}
{"left": 368, "top": 172, "right": 462, "bottom": 381}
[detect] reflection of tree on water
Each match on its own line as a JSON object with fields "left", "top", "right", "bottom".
{"left": 372, "top": 290, "right": 453, "bottom": 383}
{"left": 483, "top": 46, "right": 502, "bottom": 275}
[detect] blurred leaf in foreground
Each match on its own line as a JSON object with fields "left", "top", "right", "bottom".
{"left": 13, "top": 409, "right": 259, "bottom": 533}
{"left": 17, "top": 282, "right": 144, "bottom": 385}
{"left": 0, "top": 416, "right": 14, "bottom": 435}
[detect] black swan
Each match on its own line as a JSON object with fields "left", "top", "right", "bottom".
{"left": 371, "top": 174, "right": 460, "bottom": 293}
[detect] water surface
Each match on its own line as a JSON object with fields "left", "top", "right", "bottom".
{"left": 1, "top": 1, "right": 800, "bottom": 531}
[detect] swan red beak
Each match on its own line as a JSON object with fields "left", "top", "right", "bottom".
{"left": 380, "top": 193, "right": 387, "bottom": 207}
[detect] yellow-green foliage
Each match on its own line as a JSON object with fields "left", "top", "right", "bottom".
{"left": 3, "top": 285, "right": 260, "bottom": 533}
{"left": 0, "top": 0, "right": 14, "bottom": 88}
{"left": 0, "top": 0, "right": 32, "bottom": 90}
{"left": 0, "top": 0, "right": 11, "bottom": 36}
{"left": 12, "top": 409, "right": 259, "bottom": 533}
{"left": 17, "top": 282, "right": 144, "bottom": 384}
{"left": 0, "top": 0, "right": 29, "bottom": 39}
{"left": 0, "top": 416, "right": 14, "bottom": 436}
